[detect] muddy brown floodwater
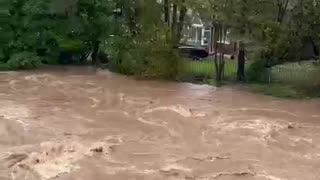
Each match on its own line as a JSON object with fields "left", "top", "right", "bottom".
{"left": 0, "top": 66, "right": 320, "bottom": 180}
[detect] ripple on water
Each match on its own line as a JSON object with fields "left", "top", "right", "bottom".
{"left": 0, "top": 67, "right": 320, "bottom": 180}
{"left": 144, "top": 105, "right": 206, "bottom": 118}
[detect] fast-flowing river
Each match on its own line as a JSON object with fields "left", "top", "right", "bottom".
{"left": 0, "top": 66, "right": 319, "bottom": 180}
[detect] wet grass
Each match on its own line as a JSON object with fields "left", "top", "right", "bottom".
{"left": 179, "top": 58, "right": 237, "bottom": 82}
{"left": 271, "top": 61, "right": 320, "bottom": 88}
{"left": 180, "top": 59, "right": 320, "bottom": 99}
{"left": 249, "top": 83, "right": 305, "bottom": 99}
{"left": 248, "top": 61, "right": 320, "bottom": 99}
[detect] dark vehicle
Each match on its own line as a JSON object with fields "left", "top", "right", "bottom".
{"left": 178, "top": 45, "right": 209, "bottom": 60}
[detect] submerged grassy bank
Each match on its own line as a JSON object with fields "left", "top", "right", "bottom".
{"left": 179, "top": 59, "right": 320, "bottom": 99}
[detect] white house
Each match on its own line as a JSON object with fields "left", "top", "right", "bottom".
{"left": 181, "top": 11, "right": 232, "bottom": 55}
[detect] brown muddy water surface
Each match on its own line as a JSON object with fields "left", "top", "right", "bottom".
{"left": 0, "top": 66, "right": 320, "bottom": 180}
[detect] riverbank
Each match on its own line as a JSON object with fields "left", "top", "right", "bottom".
{"left": 1, "top": 60, "right": 319, "bottom": 99}
{"left": 178, "top": 59, "right": 320, "bottom": 99}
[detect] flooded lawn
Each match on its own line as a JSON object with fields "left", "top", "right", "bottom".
{"left": 0, "top": 66, "right": 319, "bottom": 180}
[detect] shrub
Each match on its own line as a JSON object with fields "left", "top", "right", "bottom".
{"left": 59, "top": 39, "right": 85, "bottom": 52}
{"left": 247, "top": 59, "right": 270, "bottom": 83}
{"left": 107, "top": 37, "right": 137, "bottom": 75}
{"left": 55, "top": 34, "right": 86, "bottom": 52}
{"left": 272, "top": 31, "right": 303, "bottom": 63}
{"left": 261, "top": 25, "right": 303, "bottom": 64}
{"left": 7, "top": 52, "right": 41, "bottom": 70}
{"left": 0, "top": 53, "right": 5, "bottom": 64}
{"left": 108, "top": 33, "right": 181, "bottom": 79}
{"left": 137, "top": 41, "right": 180, "bottom": 79}
{"left": 0, "top": 63, "right": 9, "bottom": 71}
{"left": 42, "top": 48, "right": 60, "bottom": 65}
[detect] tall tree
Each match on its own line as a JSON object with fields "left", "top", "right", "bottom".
{"left": 277, "top": 0, "right": 290, "bottom": 23}
{"left": 77, "top": 0, "right": 114, "bottom": 66}
{"left": 164, "top": 0, "right": 170, "bottom": 25}
{"left": 176, "top": 0, "right": 187, "bottom": 44}
{"left": 237, "top": 0, "right": 248, "bottom": 81}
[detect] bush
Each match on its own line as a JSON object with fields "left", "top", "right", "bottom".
{"left": 247, "top": 59, "right": 270, "bottom": 83}
{"left": 137, "top": 41, "right": 180, "bottom": 79}
{"left": 108, "top": 33, "right": 181, "bottom": 79}
{"left": 0, "top": 50, "right": 5, "bottom": 63}
{"left": 261, "top": 24, "right": 303, "bottom": 64}
{"left": 42, "top": 48, "right": 60, "bottom": 65}
{"left": 0, "top": 63, "right": 9, "bottom": 71}
{"left": 7, "top": 52, "right": 41, "bottom": 70}
{"left": 55, "top": 34, "right": 86, "bottom": 52}
{"left": 272, "top": 31, "right": 303, "bottom": 63}
{"left": 107, "top": 37, "right": 137, "bottom": 75}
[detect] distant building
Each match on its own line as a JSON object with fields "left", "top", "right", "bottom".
{"left": 181, "top": 11, "right": 235, "bottom": 55}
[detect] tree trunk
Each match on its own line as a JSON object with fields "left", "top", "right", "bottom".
{"left": 217, "top": 25, "right": 225, "bottom": 82}
{"left": 214, "top": 24, "right": 224, "bottom": 83}
{"left": 311, "top": 39, "right": 319, "bottom": 57}
{"left": 277, "top": 0, "right": 289, "bottom": 23}
{"left": 213, "top": 24, "right": 220, "bottom": 82}
{"left": 176, "top": 1, "right": 187, "bottom": 44}
{"left": 172, "top": 3, "right": 178, "bottom": 39}
{"left": 172, "top": 3, "right": 177, "bottom": 28}
{"left": 91, "top": 40, "right": 100, "bottom": 67}
{"left": 164, "top": 0, "right": 170, "bottom": 25}
{"left": 237, "top": 0, "right": 246, "bottom": 81}
{"left": 237, "top": 42, "right": 246, "bottom": 81}
{"left": 221, "top": 27, "right": 227, "bottom": 79}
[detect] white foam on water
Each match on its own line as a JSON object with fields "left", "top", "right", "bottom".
{"left": 212, "top": 119, "right": 287, "bottom": 135}
{"left": 161, "top": 164, "right": 192, "bottom": 172}
{"left": 24, "top": 74, "right": 55, "bottom": 82}
{"left": 257, "top": 172, "right": 287, "bottom": 180}
{"left": 0, "top": 101, "right": 30, "bottom": 120}
{"left": 0, "top": 101, "right": 31, "bottom": 131}
{"left": 10, "top": 140, "right": 119, "bottom": 180}
{"left": 145, "top": 105, "right": 192, "bottom": 118}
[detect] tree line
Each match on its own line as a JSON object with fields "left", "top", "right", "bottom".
{"left": 0, "top": 0, "right": 319, "bottom": 82}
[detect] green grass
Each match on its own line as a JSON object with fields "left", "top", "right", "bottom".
{"left": 271, "top": 61, "right": 320, "bottom": 88}
{"left": 179, "top": 58, "right": 237, "bottom": 80}
{"left": 249, "top": 61, "right": 320, "bottom": 98}
{"left": 179, "top": 59, "right": 319, "bottom": 99}
{"left": 249, "top": 83, "right": 305, "bottom": 99}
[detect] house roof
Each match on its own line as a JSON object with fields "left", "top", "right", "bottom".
{"left": 191, "top": 13, "right": 203, "bottom": 27}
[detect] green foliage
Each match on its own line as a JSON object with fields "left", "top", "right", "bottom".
{"left": 77, "top": 0, "right": 114, "bottom": 42}
{"left": 140, "top": 41, "right": 180, "bottom": 79}
{"left": 0, "top": 0, "right": 115, "bottom": 68}
{"left": 0, "top": 0, "right": 61, "bottom": 66}
{"left": 42, "top": 47, "right": 60, "bottom": 65}
{"left": 108, "top": 34, "right": 181, "bottom": 79}
{"left": 0, "top": 63, "right": 9, "bottom": 71}
{"left": 107, "top": 0, "right": 181, "bottom": 79}
{"left": 57, "top": 37, "right": 84, "bottom": 52}
{"left": 258, "top": 23, "right": 304, "bottom": 64}
{"left": 7, "top": 51, "right": 41, "bottom": 70}
{"left": 247, "top": 59, "right": 269, "bottom": 83}
{"left": 0, "top": 0, "right": 318, "bottom": 93}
